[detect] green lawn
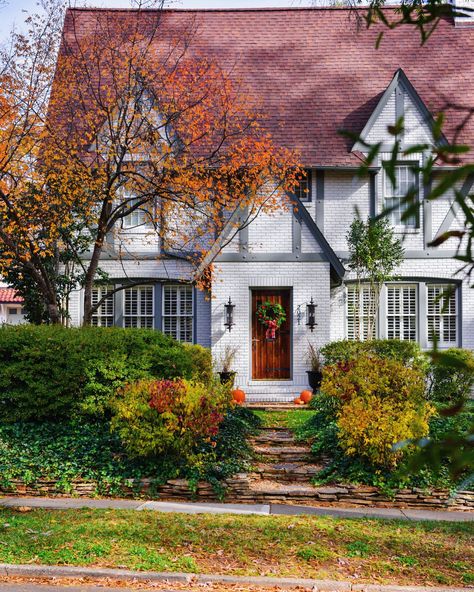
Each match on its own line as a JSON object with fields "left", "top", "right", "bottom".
{"left": 253, "top": 409, "right": 316, "bottom": 435}
{"left": 0, "top": 508, "right": 472, "bottom": 586}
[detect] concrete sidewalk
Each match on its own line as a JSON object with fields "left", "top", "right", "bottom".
{"left": 0, "top": 495, "right": 472, "bottom": 521}
{"left": 0, "top": 563, "right": 472, "bottom": 592}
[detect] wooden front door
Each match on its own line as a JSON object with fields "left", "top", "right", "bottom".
{"left": 252, "top": 289, "right": 291, "bottom": 380}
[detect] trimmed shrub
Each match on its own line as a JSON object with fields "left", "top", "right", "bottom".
{"left": 429, "top": 348, "right": 474, "bottom": 407}
{"left": 321, "top": 355, "right": 434, "bottom": 468}
{"left": 0, "top": 325, "right": 212, "bottom": 422}
{"left": 110, "top": 378, "right": 230, "bottom": 460}
{"left": 320, "top": 339, "right": 428, "bottom": 373}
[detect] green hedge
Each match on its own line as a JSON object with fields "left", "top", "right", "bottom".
{"left": 320, "top": 339, "right": 428, "bottom": 373}
{"left": 0, "top": 325, "right": 211, "bottom": 422}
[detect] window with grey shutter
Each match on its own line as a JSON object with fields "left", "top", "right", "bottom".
{"left": 123, "top": 286, "right": 154, "bottom": 328}
{"left": 91, "top": 285, "right": 115, "bottom": 327}
{"left": 387, "top": 285, "right": 417, "bottom": 341}
{"left": 427, "top": 284, "right": 457, "bottom": 346}
{"left": 162, "top": 285, "right": 193, "bottom": 343}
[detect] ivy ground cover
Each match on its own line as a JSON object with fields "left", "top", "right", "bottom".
{"left": 0, "top": 508, "right": 472, "bottom": 586}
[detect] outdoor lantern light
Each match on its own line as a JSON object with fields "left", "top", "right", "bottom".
{"left": 224, "top": 297, "right": 235, "bottom": 332}
{"left": 306, "top": 297, "right": 317, "bottom": 332}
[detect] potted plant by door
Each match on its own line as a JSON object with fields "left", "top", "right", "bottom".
{"left": 305, "top": 343, "right": 323, "bottom": 392}
{"left": 217, "top": 345, "right": 239, "bottom": 386}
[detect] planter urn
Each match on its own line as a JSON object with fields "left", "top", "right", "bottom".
{"left": 306, "top": 370, "right": 323, "bottom": 392}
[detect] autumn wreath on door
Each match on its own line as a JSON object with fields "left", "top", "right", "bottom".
{"left": 256, "top": 301, "right": 287, "bottom": 340}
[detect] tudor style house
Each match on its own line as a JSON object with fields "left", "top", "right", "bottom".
{"left": 62, "top": 4, "right": 474, "bottom": 401}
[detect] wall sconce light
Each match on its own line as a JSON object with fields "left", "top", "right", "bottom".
{"left": 224, "top": 297, "right": 235, "bottom": 332}
{"left": 306, "top": 297, "right": 317, "bottom": 332}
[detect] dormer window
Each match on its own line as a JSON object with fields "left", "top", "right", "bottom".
{"left": 293, "top": 169, "right": 312, "bottom": 202}
{"left": 384, "top": 164, "right": 418, "bottom": 229}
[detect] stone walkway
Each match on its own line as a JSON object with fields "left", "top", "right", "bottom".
{"left": 0, "top": 496, "right": 472, "bottom": 521}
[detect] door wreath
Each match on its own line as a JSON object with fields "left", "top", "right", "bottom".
{"left": 256, "top": 301, "right": 287, "bottom": 340}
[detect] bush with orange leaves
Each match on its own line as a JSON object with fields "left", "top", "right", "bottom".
{"left": 321, "top": 355, "right": 434, "bottom": 469}
{"left": 111, "top": 378, "right": 230, "bottom": 460}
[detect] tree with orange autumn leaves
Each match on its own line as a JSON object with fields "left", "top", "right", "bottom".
{"left": 0, "top": 0, "right": 301, "bottom": 325}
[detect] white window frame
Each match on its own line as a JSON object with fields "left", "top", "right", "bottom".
{"left": 162, "top": 284, "right": 194, "bottom": 343}
{"left": 123, "top": 285, "right": 154, "bottom": 328}
{"left": 383, "top": 163, "right": 418, "bottom": 230}
{"left": 121, "top": 192, "right": 153, "bottom": 229}
{"left": 386, "top": 284, "right": 418, "bottom": 342}
{"left": 346, "top": 284, "right": 377, "bottom": 341}
{"left": 427, "top": 284, "right": 458, "bottom": 347}
{"left": 91, "top": 285, "right": 115, "bottom": 327}
{"left": 294, "top": 169, "right": 312, "bottom": 203}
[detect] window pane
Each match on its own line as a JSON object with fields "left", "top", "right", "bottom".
{"left": 162, "top": 285, "right": 193, "bottom": 343}
{"left": 346, "top": 285, "right": 376, "bottom": 341}
{"left": 387, "top": 285, "right": 417, "bottom": 341}
{"left": 91, "top": 285, "right": 114, "bottom": 327}
{"left": 124, "top": 286, "right": 154, "bottom": 329}
{"left": 384, "top": 165, "right": 417, "bottom": 228}
{"left": 427, "top": 285, "right": 457, "bottom": 345}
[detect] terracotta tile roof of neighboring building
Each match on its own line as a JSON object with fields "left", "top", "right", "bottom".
{"left": 59, "top": 7, "right": 474, "bottom": 167}
{"left": 0, "top": 289, "right": 23, "bottom": 304}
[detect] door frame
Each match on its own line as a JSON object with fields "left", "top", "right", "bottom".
{"left": 249, "top": 286, "right": 293, "bottom": 381}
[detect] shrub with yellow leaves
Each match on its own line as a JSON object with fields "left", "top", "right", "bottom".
{"left": 321, "top": 355, "right": 434, "bottom": 469}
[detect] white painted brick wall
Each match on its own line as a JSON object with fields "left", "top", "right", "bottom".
{"left": 247, "top": 206, "right": 293, "bottom": 253}
{"left": 211, "top": 261, "right": 330, "bottom": 400}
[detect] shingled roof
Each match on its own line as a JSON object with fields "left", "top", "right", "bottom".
{"left": 0, "top": 289, "right": 23, "bottom": 304}
{"left": 61, "top": 7, "right": 474, "bottom": 167}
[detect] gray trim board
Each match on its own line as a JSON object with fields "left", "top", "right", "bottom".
{"left": 315, "top": 170, "right": 324, "bottom": 230}
{"left": 239, "top": 207, "right": 249, "bottom": 253}
{"left": 369, "top": 171, "right": 377, "bottom": 218}
{"left": 337, "top": 249, "right": 459, "bottom": 260}
{"left": 423, "top": 153, "right": 433, "bottom": 249}
{"left": 292, "top": 215, "right": 302, "bottom": 255}
{"left": 432, "top": 173, "right": 474, "bottom": 242}
{"left": 154, "top": 283, "right": 163, "bottom": 332}
{"left": 216, "top": 252, "right": 327, "bottom": 263}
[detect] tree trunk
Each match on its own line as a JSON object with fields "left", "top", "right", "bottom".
{"left": 82, "top": 240, "right": 104, "bottom": 326}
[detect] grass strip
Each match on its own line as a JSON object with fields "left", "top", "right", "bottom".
{"left": 0, "top": 508, "right": 472, "bottom": 586}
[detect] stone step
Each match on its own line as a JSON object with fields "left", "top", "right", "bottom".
{"left": 249, "top": 479, "right": 318, "bottom": 499}
{"left": 253, "top": 462, "right": 323, "bottom": 483}
{"left": 252, "top": 444, "right": 313, "bottom": 462}
{"left": 251, "top": 431, "right": 296, "bottom": 446}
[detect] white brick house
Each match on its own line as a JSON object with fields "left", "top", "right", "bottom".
{"left": 64, "top": 5, "right": 474, "bottom": 401}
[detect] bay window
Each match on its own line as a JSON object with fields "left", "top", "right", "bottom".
{"left": 91, "top": 285, "right": 114, "bottom": 327}
{"left": 427, "top": 284, "right": 457, "bottom": 346}
{"left": 387, "top": 285, "right": 417, "bottom": 341}
{"left": 346, "top": 284, "right": 376, "bottom": 341}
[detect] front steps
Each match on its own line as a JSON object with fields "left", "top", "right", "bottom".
{"left": 249, "top": 427, "right": 325, "bottom": 495}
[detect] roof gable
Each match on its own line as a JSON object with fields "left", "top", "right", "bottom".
{"left": 352, "top": 68, "right": 447, "bottom": 152}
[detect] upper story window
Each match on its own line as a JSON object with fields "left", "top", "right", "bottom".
{"left": 346, "top": 285, "right": 376, "bottom": 341}
{"left": 91, "top": 285, "right": 114, "bottom": 327}
{"left": 162, "top": 285, "right": 194, "bottom": 343}
{"left": 121, "top": 194, "right": 151, "bottom": 229}
{"left": 384, "top": 164, "right": 418, "bottom": 229}
{"left": 124, "top": 285, "right": 154, "bottom": 328}
{"left": 293, "top": 169, "right": 312, "bottom": 202}
{"left": 427, "top": 284, "right": 457, "bottom": 346}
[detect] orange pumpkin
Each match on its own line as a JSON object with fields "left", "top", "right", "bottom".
{"left": 300, "top": 390, "right": 313, "bottom": 404}
{"left": 232, "top": 389, "right": 246, "bottom": 404}
{"left": 294, "top": 397, "right": 303, "bottom": 405}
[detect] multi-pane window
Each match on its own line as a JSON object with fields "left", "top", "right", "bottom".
{"left": 427, "top": 284, "right": 457, "bottom": 345}
{"left": 387, "top": 285, "right": 417, "bottom": 341}
{"left": 91, "top": 285, "right": 114, "bottom": 327}
{"left": 124, "top": 286, "right": 154, "bottom": 328}
{"left": 384, "top": 164, "right": 418, "bottom": 228}
{"left": 122, "top": 195, "right": 148, "bottom": 228}
{"left": 346, "top": 285, "right": 377, "bottom": 341}
{"left": 162, "top": 285, "right": 193, "bottom": 343}
{"left": 293, "top": 169, "right": 311, "bottom": 202}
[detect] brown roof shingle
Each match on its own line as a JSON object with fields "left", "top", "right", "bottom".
{"left": 60, "top": 7, "right": 474, "bottom": 166}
